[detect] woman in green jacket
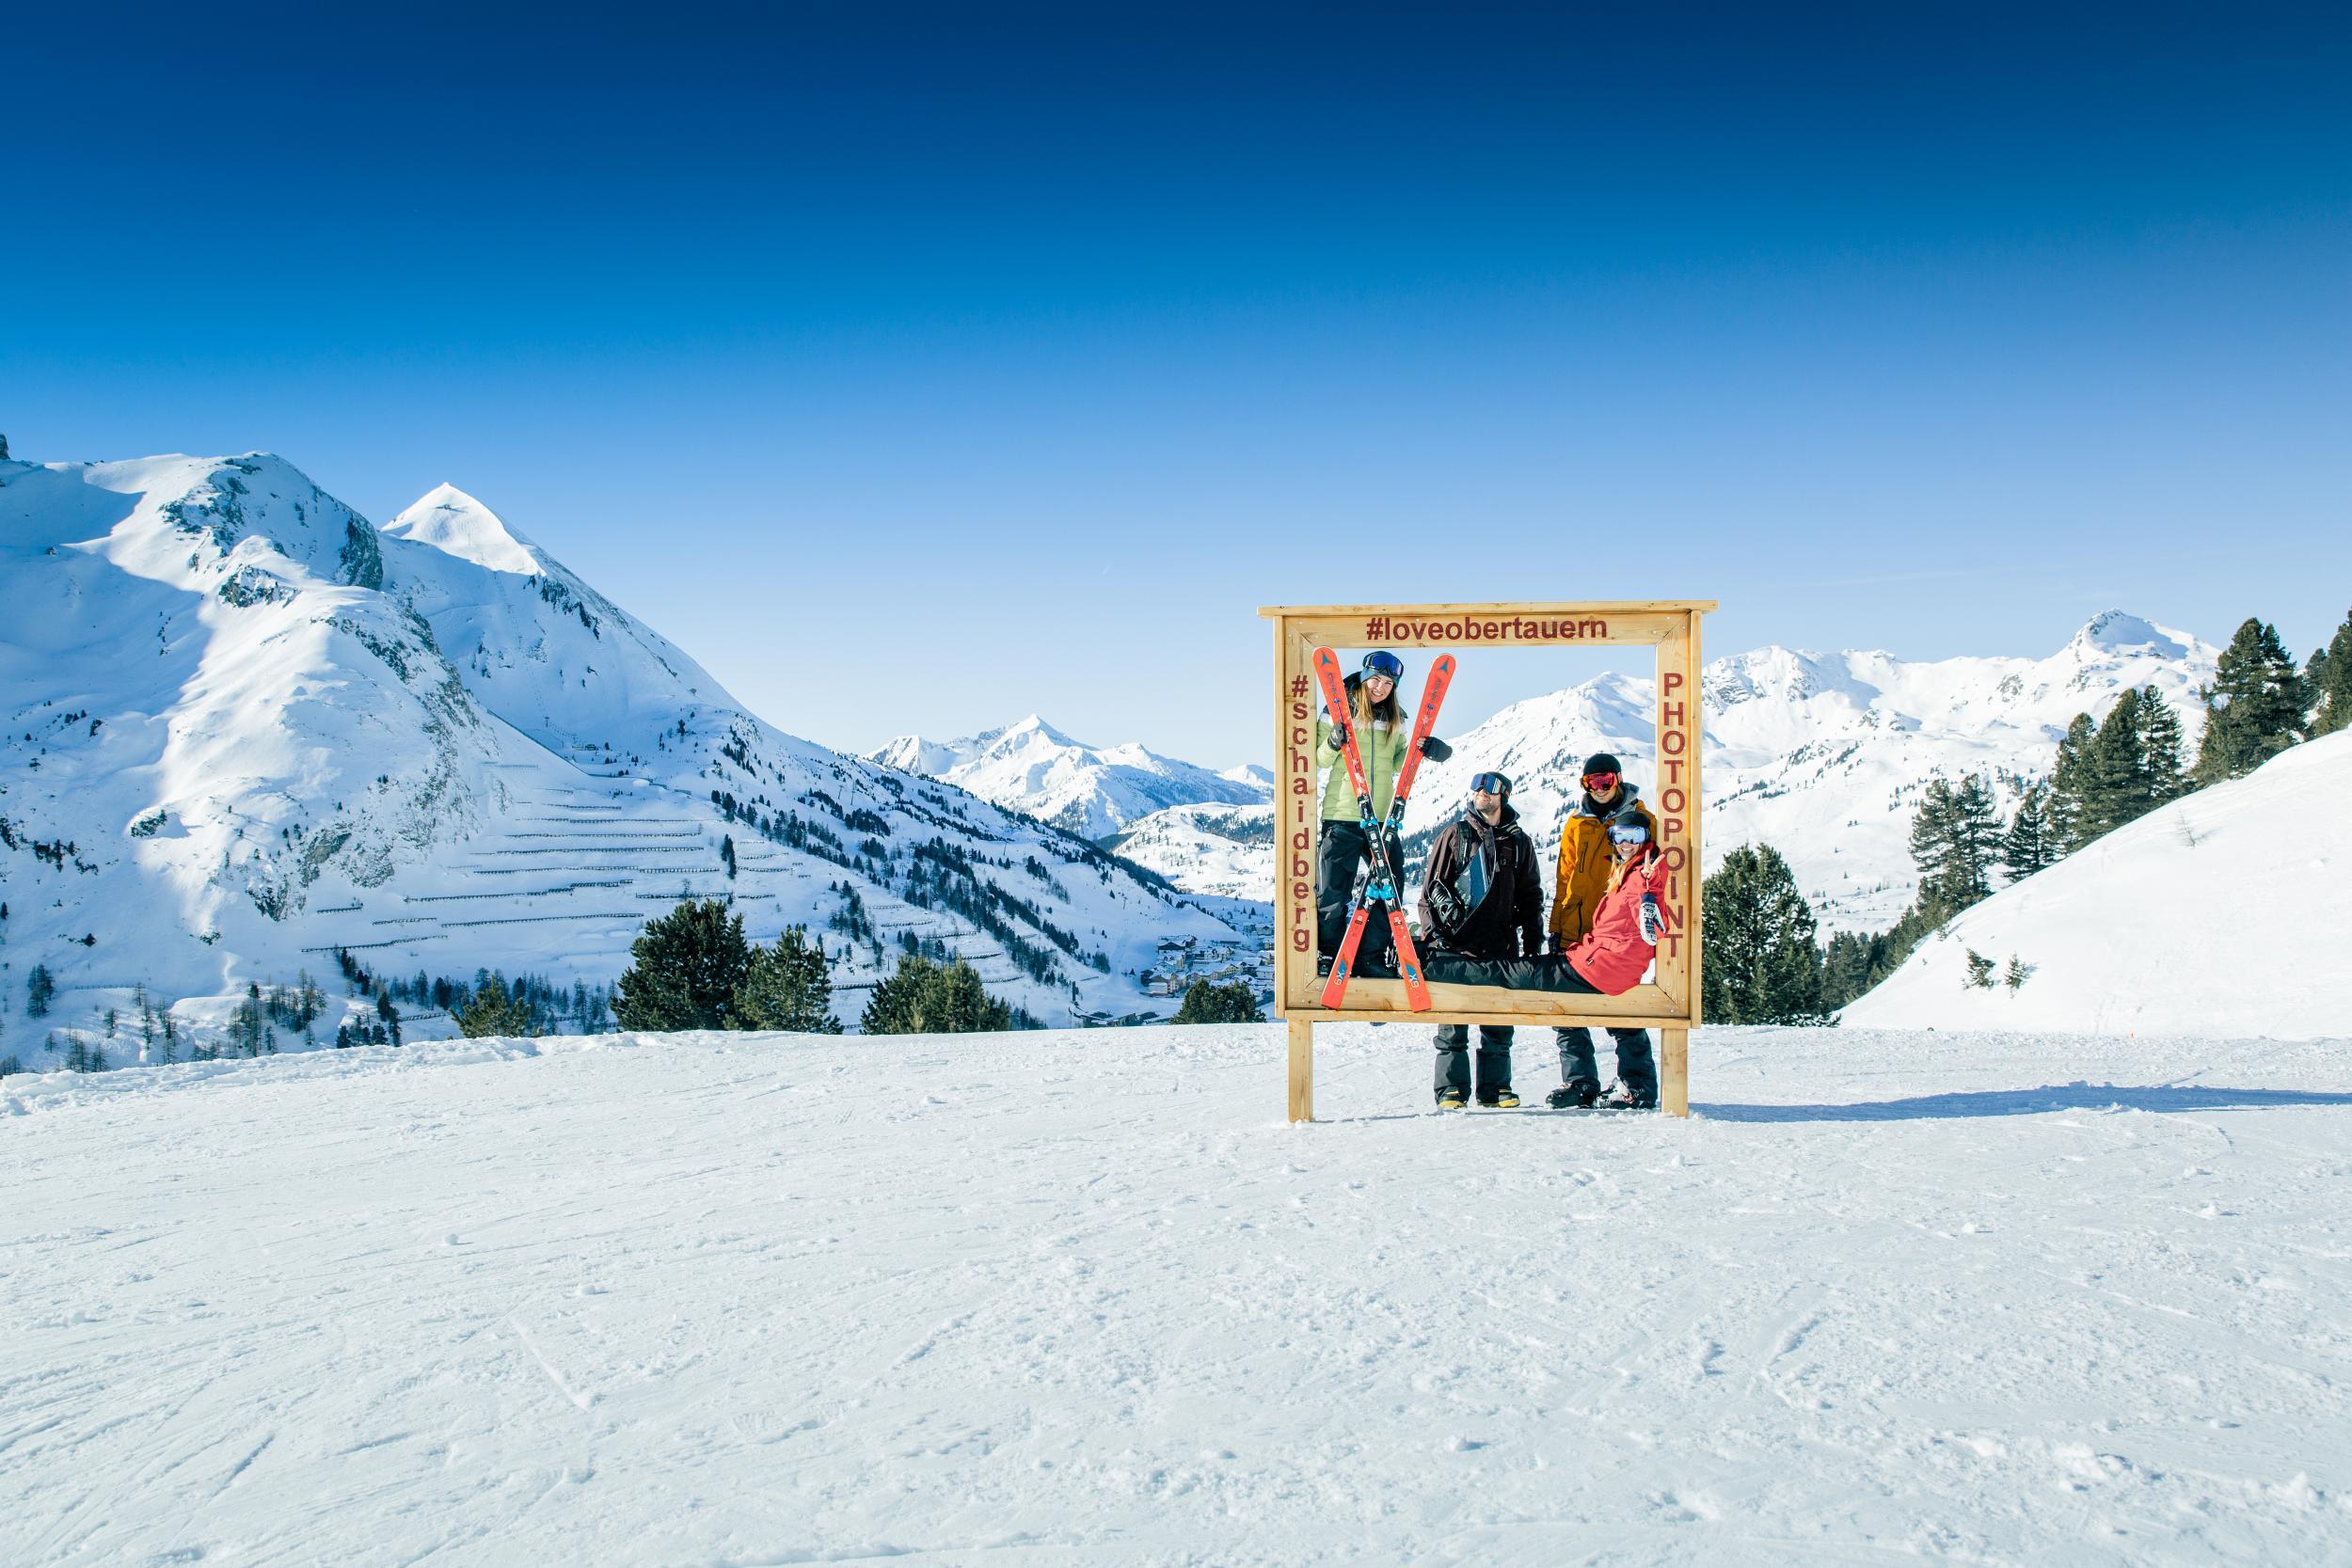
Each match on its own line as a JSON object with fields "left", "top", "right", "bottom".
{"left": 1315, "top": 651, "right": 1414, "bottom": 969}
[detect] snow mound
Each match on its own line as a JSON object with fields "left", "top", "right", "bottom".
{"left": 1843, "top": 731, "right": 2352, "bottom": 1039}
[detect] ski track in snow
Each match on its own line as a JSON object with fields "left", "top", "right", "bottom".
{"left": 4, "top": 1024, "right": 2350, "bottom": 1566}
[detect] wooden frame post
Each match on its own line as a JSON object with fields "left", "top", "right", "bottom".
{"left": 1263, "top": 601, "right": 1713, "bottom": 1122}
{"left": 1287, "top": 1016, "right": 1314, "bottom": 1123}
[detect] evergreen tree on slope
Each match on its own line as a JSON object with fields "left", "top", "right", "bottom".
{"left": 861, "top": 953, "right": 1011, "bottom": 1035}
{"left": 1173, "top": 979, "right": 1264, "bottom": 1023}
{"left": 2308, "top": 607, "right": 2352, "bottom": 737}
{"left": 1907, "top": 775, "right": 1999, "bottom": 911}
{"left": 2137, "top": 685, "right": 2194, "bottom": 805}
{"left": 2194, "top": 617, "right": 2310, "bottom": 784}
{"left": 457, "top": 975, "right": 538, "bottom": 1038}
{"left": 2000, "top": 783, "right": 2058, "bottom": 882}
{"left": 1701, "top": 844, "right": 1828, "bottom": 1025}
{"left": 733, "top": 927, "right": 841, "bottom": 1033}
{"left": 2045, "top": 712, "right": 2097, "bottom": 851}
{"left": 613, "top": 898, "right": 753, "bottom": 1031}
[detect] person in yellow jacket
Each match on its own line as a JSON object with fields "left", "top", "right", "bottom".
{"left": 1544, "top": 752, "right": 1662, "bottom": 1108}
{"left": 1313, "top": 651, "right": 1449, "bottom": 972}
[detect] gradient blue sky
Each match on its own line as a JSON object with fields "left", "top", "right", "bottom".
{"left": 7, "top": 1, "right": 2347, "bottom": 767}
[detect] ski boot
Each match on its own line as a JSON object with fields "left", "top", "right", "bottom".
{"left": 1479, "top": 1087, "right": 1521, "bottom": 1109}
{"left": 1547, "top": 1081, "right": 1598, "bottom": 1110}
{"left": 1436, "top": 1088, "right": 1468, "bottom": 1111}
{"left": 1598, "top": 1080, "right": 1658, "bottom": 1111}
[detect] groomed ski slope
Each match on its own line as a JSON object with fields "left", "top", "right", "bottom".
{"left": 7, "top": 1023, "right": 2349, "bottom": 1566}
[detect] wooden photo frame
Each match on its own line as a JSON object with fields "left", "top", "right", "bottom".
{"left": 1260, "top": 601, "right": 1716, "bottom": 1121}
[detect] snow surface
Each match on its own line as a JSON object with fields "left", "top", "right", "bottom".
{"left": 869, "top": 716, "right": 1271, "bottom": 841}
{"left": 1843, "top": 731, "right": 2352, "bottom": 1040}
{"left": 7, "top": 1022, "right": 2349, "bottom": 1565}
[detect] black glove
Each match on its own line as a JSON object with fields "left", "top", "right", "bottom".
{"left": 1327, "top": 714, "right": 1351, "bottom": 751}
{"left": 1545, "top": 933, "right": 1565, "bottom": 958}
{"left": 1418, "top": 735, "right": 1453, "bottom": 763}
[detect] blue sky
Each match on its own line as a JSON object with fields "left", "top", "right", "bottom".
{"left": 6, "top": 2, "right": 2347, "bottom": 767}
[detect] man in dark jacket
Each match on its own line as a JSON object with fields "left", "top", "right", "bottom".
{"left": 1418, "top": 770, "right": 1545, "bottom": 1108}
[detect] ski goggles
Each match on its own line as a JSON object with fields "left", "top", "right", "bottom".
{"left": 1360, "top": 651, "right": 1405, "bottom": 682}
{"left": 1582, "top": 770, "right": 1620, "bottom": 792}
{"left": 1608, "top": 818, "right": 1650, "bottom": 845}
{"left": 1470, "top": 771, "right": 1513, "bottom": 796}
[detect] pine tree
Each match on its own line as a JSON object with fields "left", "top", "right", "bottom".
{"left": 2046, "top": 713, "right": 2097, "bottom": 850}
{"left": 721, "top": 833, "right": 738, "bottom": 880}
{"left": 2308, "top": 607, "right": 2352, "bottom": 737}
{"left": 1907, "top": 776, "right": 1999, "bottom": 911}
{"left": 2003, "top": 955, "right": 2036, "bottom": 992}
{"left": 1172, "top": 979, "right": 1264, "bottom": 1023}
{"left": 1699, "top": 844, "right": 1829, "bottom": 1025}
{"left": 1820, "top": 930, "right": 1880, "bottom": 1009}
{"left": 860, "top": 954, "right": 1012, "bottom": 1035}
{"left": 2082, "top": 689, "right": 2151, "bottom": 840}
{"left": 375, "top": 991, "right": 403, "bottom": 1046}
{"left": 2193, "top": 617, "right": 2311, "bottom": 784}
{"left": 1963, "top": 950, "right": 1996, "bottom": 990}
{"left": 732, "top": 927, "right": 841, "bottom": 1033}
{"left": 613, "top": 898, "right": 754, "bottom": 1031}
{"left": 26, "top": 964, "right": 54, "bottom": 1018}
{"left": 2137, "top": 686, "right": 2192, "bottom": 805}
{"left": 2000, "top": 784, "right": 2058, "bottom": 882}
{"left": 456, "top": 975, "right": 538, "bottom": 1038}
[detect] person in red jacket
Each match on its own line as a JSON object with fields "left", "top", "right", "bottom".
{"left": 1549, "top": 815, "right": 1675, "bottom": 1108}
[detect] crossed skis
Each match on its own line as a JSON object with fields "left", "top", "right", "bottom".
{"left": 1313, "top": 647, "right": 1456, "bottom": 1011}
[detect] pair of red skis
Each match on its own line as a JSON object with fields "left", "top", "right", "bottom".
{"left": 1313, "top": 647, "right": 1456, "bottom": 1011}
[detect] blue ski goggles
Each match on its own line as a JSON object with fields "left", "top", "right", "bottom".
{"left": 1360, "top": 650, "right": 1405, "bottom": 682}
{"left": 1608, "top": 817, "right": 1651, "bottom": 845}
{"left": 1470, "top": 771, "right": 1512, "bottom": 796}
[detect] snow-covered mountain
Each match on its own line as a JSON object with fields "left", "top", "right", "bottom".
{"left": 1104, "top": 801, "right": 1277, "bottom": 902}
{"left": 1113, "top": 613, "right": 2218, "bottom": 932}
{"left": 0, "top": 451, "right": 1238, "bottom": 1052}
{"left": 867, "top": 716, "right": 1270, "bottom": 841}
{"left": 1839, "top": 730, "right": 2351, "bottom": 1039}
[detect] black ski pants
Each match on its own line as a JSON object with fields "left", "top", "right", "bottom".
{"left": 1435, "top": 1023, "right": 1515, "bottom": 1103}
{"left": 1316, "top": 818, "right": 1403, "bottom": 962}
{"left": 1556, "top": 1026, "right": 1656, "bottom": 1099}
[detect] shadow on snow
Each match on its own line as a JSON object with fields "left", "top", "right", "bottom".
{"left": 1695, "top": 1081, "right": 2352, "bottom": 1123}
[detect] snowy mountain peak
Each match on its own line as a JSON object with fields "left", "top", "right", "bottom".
{"left": 383, "top": 483, "right": 542, "bottom": 577}
{"left": 999, "top": 714, "right": 1082, "bottom": 748}
{"left": 2067, "top": 609, "right": 2192, "bottom": 661}
{"left": 868, "top": 718, "right": 1272, "bottom": 840}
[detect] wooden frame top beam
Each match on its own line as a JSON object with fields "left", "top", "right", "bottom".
{"left": 1260, "top": 599, "right": 1718, "bottom": 619}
